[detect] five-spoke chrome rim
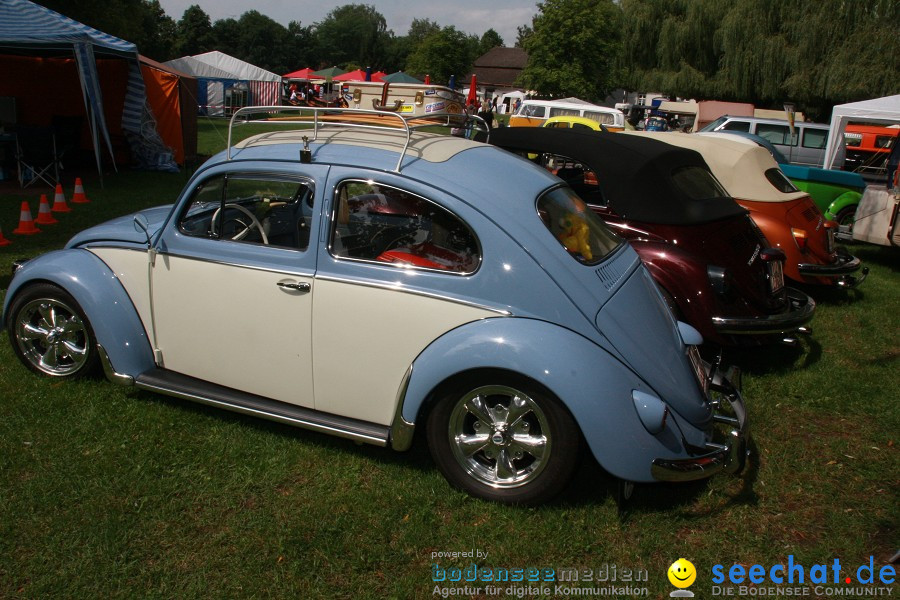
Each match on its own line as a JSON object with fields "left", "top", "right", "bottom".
{"left": 15, "top": 297, "right": 90, "bottom": 376}
{"left": 448, "top": 385, "right": 551, "bottom": 488}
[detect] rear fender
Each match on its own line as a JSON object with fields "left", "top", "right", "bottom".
{"left": 3, "top": 249, "right": 154, "bottom": 378}
{"left": 825, "top": 191, "right": 862, "bottom": 221}
{"left": 402, "top": 317, "right": 703, "bottom": 482}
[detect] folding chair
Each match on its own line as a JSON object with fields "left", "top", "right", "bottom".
{"left": 15, "top": 124, "right": 59, "bottom": 188}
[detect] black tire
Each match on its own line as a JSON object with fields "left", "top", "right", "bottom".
{"left": 7, "top": 283, "right": 99, "bottom": 378}
{"left": 835, "top": 206, "right": 856, "bottom": 230}
{"left": 426, "top": 374, "right": 580, "bottom": 505}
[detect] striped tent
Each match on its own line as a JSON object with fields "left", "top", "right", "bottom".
{"left": 0, "top": 0, "right": 176, "bottom": 178}
{"left": 164, "top": 51, "right": 281, "bottom": 115}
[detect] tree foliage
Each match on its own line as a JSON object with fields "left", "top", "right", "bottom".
{"left": 621, "top": 0, "right": 900, "bottom": 118}
{"left": 405, "top": 26, "right": 480, "bottom": 84}
{"left": 313, "top": 4, "right": 390, "bottom": 70}
{"left": 518, "top": 0, "right": 622, "bottom": 100}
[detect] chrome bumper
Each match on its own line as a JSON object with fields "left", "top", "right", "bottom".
{"left": 798, "top": 248, "right": 866, "bottom": 287}
{"left": 712, "top": 287, "right": 815, "bottom": 335}
{"left": 650, "top": 367, "right": 750, "bottom": 483}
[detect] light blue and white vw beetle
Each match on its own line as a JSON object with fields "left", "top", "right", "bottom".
{"left": 3, "top": 107, "right": 749, "bottom": 505}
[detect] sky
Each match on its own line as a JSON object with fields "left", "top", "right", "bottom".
{"left": 154, "top": 0, "right": 537, "bottom": 48}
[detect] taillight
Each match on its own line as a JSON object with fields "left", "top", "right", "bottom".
{"left": 791, "top": 228, "right": 808, "bottom": 251}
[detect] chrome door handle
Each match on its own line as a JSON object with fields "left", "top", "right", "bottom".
{"left": 276, "top": 281, "right": 310, "bottom": 293}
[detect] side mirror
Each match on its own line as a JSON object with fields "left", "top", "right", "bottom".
{"left": 133, "top": 214, "right": 151, "bottom": 246}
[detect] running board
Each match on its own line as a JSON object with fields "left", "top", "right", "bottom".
{"left": 135, "top": 369, "right": 390, "bottom": 447}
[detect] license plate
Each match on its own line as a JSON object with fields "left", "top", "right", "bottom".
{"left": 687, "top": 345, "right": 709, "bottom": 396}
{"left": 769, "top": 260, "right": 785, "bottom": 294}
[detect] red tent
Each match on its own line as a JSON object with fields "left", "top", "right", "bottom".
{"left": 333, "top": 69, "right": 384, "bottom": 82}
{"left": 284, "top": 67, "right": 315, "bottom": 80}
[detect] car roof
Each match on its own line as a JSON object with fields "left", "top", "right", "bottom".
{"left": 233, "top": 127, "right": 479, "bottom": 165}
{"left": 625, "top": 131, "right": 809, "bottom": 203}
{"left": 543, "top": 116, "right": 604, "bottom": 129}
{"left": 490, "top": 126, "right": 747, "bottom": 225}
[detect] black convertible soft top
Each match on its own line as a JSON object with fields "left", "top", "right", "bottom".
{"left": 489, "top": 127, "right": 748, "bottom": 225}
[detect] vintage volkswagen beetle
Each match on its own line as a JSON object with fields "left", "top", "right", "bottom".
{"left": 631, "top": 132, "right": 867, "bottom": 288}
{"left": 3, "top": 107, "right": 748, "bottom": 505}
{"left": 489, "top": 126, "right": 815, "bottom": 347}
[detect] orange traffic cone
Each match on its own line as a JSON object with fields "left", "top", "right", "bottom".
{"left": 51, "top": 183, "right": 71, "bottom": 213}
{"left": 0, "top": 225, "right": 11, "bottom": 246}
{"left": 71, "top": 177, "right": 90, "bottom": 204}
{"left": 13, "top": 201, "right": 41, "bottom": 235}
{"left": 35, "top": 194, "right": 59, "bottom": 225}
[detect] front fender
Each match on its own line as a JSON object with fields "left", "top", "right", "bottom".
{"left": 825, "top": 190, "right": 862, "bottom": 221}
{"left": 402, "top": 317, "right": 705, "bottom": 482}
{"left": 3, "top": 249, "right": 154, "bottom": 378}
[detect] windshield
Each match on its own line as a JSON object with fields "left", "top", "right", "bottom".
{"left": 700, "top": 116, "right": 729, "bottom": 132}
{"left": 537, "top": 186, "right": 622, "bottom": 265}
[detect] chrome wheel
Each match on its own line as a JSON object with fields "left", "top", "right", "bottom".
{"left": 10, "top": 287, "right": 96, "bottom": 378}
{"left": 428, "top": 376, "right": 580, "bottom": 504}
{"left": 448, "top": 385, "right": 552, "bottom": 489}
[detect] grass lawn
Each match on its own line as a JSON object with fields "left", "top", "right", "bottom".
{"left": 0, "top": 121, "right": 897, "bottom": 598}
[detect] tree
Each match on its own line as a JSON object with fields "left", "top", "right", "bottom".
{"left": 176, "top": 4, "right": 216, "bottom": 57}
{"left": 405, "top": 26, "right": 479, "bottom": 84}
{"left": 313, "top": 4, "right": 390, "bottom": 69}
{"left": 478, "top": 29, "right": 505, "bottom": 55}
{"left": 515, "top": 24, "right": 533, "bottom": 48}
{"left": 518, "top": 0, "right": 623, "bottom": 100}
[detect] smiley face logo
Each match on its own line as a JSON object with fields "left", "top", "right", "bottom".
{"left": 667, "top": 558, "right": 696, "bottom": 588}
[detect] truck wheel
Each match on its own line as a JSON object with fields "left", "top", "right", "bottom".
{"left": 8, "top": 283, "right": 99, "bottom": 378}
{"left": 427, "top": 376, "right": 579, "bottom": 505}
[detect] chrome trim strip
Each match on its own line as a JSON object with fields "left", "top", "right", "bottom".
{"left": 97, "top": 344, "right": 134, "bottom": 386}
{"left": 155, "top": 251, "right": 315, "bottom": 279}
{"left": 314, "top": 273, "right": 511, "bottom": 315}
{"left": 389, "top": 365, "right": 416, "bottom": 451}
{"left": 135, "top": 378, "right": 389, "bottom": 447}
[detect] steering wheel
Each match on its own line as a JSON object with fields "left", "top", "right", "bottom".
{"left": 210, "top": 204, "right": 269, "bottom": 244}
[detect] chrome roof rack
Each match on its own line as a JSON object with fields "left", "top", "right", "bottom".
{"left": 226, "top": 105, "right": 490, "bottom": 173}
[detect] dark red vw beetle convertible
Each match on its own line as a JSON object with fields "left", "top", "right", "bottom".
{"left": 490, "top": 127, "right": 815, "bottom": 346}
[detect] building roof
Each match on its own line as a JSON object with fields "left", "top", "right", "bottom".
{"left": 472, "top": 47, "right": 527, "bottom": 88}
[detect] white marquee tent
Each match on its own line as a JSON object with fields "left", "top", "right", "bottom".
{"left": 164, "top": 51, "right": 281, "bottom": 116}
{"left": 822, "top": 94, "right": 900, "bottom": 169}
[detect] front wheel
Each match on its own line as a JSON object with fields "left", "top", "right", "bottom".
{"left": 7, "top": 283, "right": 99, "bottom": 378}
{"left": 426, "top": 376, "right": 580, "bottom": 505}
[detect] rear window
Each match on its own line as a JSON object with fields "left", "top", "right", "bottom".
{"left": 537, "top": 186, "right": 622, "bottom": 265}
{"left": 764, "top": 168, "right": 800, "bottom": 193}
{"left": 670, "top": 166, "right": 730, "bottom": 200}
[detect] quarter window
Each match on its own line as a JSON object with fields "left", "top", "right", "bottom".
{"left": 179, "top": 173, "right": 314, "bottom": 251}
{"left": 330, "top": 180, "right": 480, "bottom": 274}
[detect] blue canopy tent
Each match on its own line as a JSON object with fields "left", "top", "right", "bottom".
{"left": 0, "top": 0, "right": 176, "bottom": 183}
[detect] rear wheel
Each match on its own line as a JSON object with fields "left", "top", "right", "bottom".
{"left": 835, "top": 206, "right": 857, "bottom": 230}
{"left": 426, "top": 375, "right": 579, "bottom": 505}
{"left": 7, "top": 283, "right": 98, "bottom": 378}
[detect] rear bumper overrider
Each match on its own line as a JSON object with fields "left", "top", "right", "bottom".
{"left": 712, "top": 287, "right": 815, "bottom": 336}
{"left": 650, "top": 366, "right": 750, "bottom": 482}
{"left": 798, "top": 247, "right": 867, "bottom": 288}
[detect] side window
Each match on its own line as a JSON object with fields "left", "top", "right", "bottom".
{"left": 179, "top": 173, "right": 314, "bottom": 251}
{"left": 330, "top": 180, "right": 480, "bottom": 274}
{"left": 722, "top": 121, "right": 751, "bottom": 132}
{"left": 875, "top": 135, "right": 894, "bottom": 149}
{"left": 758, "top": 124, "right": 796, "bottom": 146}
{"left": 802, "top": 128, "right": 828, "bottom": 149}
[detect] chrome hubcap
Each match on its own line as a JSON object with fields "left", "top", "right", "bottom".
{"left": 448, "top": 385, "right": 550, "bottom": 488}
{"left": 15, "top": 298, "right": 89, "bottom": 376}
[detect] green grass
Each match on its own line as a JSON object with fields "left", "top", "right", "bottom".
{"left": 0, "top": 137, "right": 897, "bottom": 598}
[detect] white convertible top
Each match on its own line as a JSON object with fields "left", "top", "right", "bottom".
{"left": 624, "top": 131, "right": 808, "bottom": 203}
